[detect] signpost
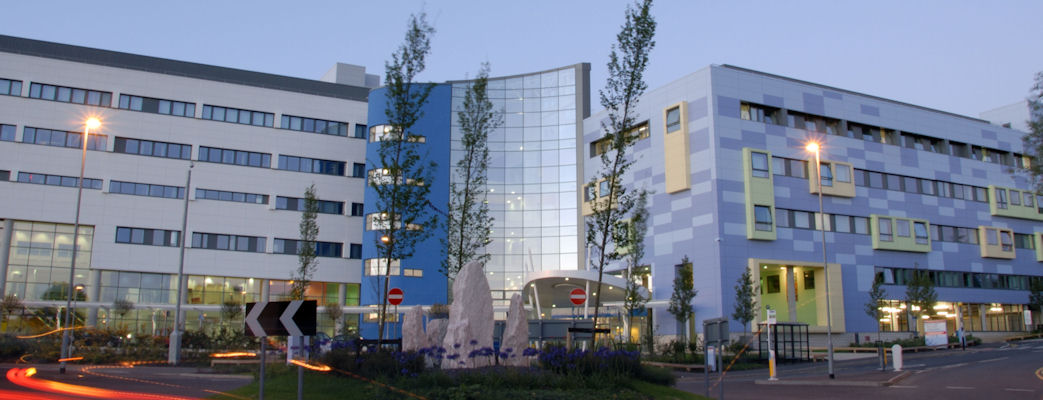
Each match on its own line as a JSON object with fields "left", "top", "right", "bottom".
{"left": 388, "top": 287, "right": 404, "bottom": 305}
{"left": 766, "top": 309, "right": 777, "bottom": 381}
{"left": 245, "top": 300, "right": 317, "bottom": 400}
{"left": 569, "top": 288, "right": 586, "bottom": 305}
{"left": 923, "top": 319, "right": 947, "bottom": 347}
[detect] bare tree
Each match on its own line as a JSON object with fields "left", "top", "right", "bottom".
{"left": 1, "top": 294, "right": 24, "bottom": 332}
{"left": 1019, "top": 71, "right": 1043, "bottom": 192}
{"left": 443, "top": 63, "right": 500, "bottom": 280}
{"left": 621, "top": 190, "right": 649, "bottom": 344}
{"left": 373, "top": 12, "right": 437, "bottom": 346}
{"left": 586, "top": 0, "right": 657, "bottom": 341}
{"left": 291, "top": 184, "right": 320, "bottom": 300}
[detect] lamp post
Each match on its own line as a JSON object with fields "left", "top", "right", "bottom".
{"left": 60, "top": 117, "right": 100, "bottom": 375}
{"left": 806, "top": 141, "right": 835, "bottom": 379}
{"left": 169, "top": 163, "right": 193, "bottom": 365}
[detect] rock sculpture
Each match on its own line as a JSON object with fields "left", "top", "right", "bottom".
{"left": 500, "top": 293, "right": 530, "bottom": 366}
{"left": 441, "top": 261, "right": 494, "bottom": 368}
{"left": 426, "top": 318, "right": 448, "bottom": 351}
{"left": 401, "top": 305, "right": 426, "bottom": 352}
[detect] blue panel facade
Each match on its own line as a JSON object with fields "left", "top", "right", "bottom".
{"left": 585, "top": 65, "right": 1040, "bottom": 339}
{"left": 361, "top": 84, "right": 452, "bottom": 339}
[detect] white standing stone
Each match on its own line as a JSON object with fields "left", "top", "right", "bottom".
{"left": 426, "top": 318, "right": 448, "bottom": 350}
{"left": 401, "top": 305, "right": 426, "bottom": 352}
{"left": 441, "top": 261, "right": 494, "bottom": 368}
{"left": 501, "top": 293, "right": 530, "bottom": 366}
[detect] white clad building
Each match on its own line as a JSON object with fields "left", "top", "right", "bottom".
{"left": 0, "top": 35, "right": 373, "bottom": 334}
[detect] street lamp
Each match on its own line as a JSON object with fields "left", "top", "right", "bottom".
{"left": 805, "top": 141, "right": 835, "bottom": 379}
{"left": 60, "top": 117, "right": 100, "bottom": 375}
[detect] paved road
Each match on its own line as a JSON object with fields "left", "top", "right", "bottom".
{"left": 1, "top": 363, "right": 252, "bottom": 399}
{"left": 675, "top": 339, "right": 1043, "bottom": 399}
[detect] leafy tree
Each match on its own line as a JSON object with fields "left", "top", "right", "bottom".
{"left": 865, "top": 275, "right": 887, "bottom": 343}
{"left": 443, "top": 63, "right": 500, "bottom": 280}
{"left": 621, "top": 191, "right": 650, "bottom": 343}
{"left": 586, "top": 0, "right": 657, "bottom": 340}
{"left": 41, "top": 283, "right": 86, "bottom": 327}
{"left": 904, "top": 267, "right": 937, "bottom": 334}
{"left": 1, "top": 294, "right": 24, "bottom": 332}
{"left": 291, "top": 184, "right": 320, "bottom": 300}
{"left": 732, "top": 268, "right": 757, "bottom": 338}
{"left": 667, "top": 255, "right": 696, "bottom": 342}
{"left": 373, "top": 12, "right": 437, "bottom": 345}
{"left": 1020, "top": 71, "right": 1043, "bottom": 192}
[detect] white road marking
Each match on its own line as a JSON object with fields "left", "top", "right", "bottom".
{"left": 940, "top": 362, "right": 968, "bottom": 369}
{"left": 977, "top": 357, "right": 1008, "bottom": 363}
{"left": 1004, "top": 388, "right": 1034, "bottom": 392}
{"left": 946, "top": 386, "right": 974, "bottom": 390}
{"left": 891, "top": 385, "right": 918, "bottom": 389}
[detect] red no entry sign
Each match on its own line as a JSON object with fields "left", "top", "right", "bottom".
{"left": 569, "top": 288, "right": 586, "bottom": 305}
{"left": 388, "top": 287, "right": 404, "bottom": 305}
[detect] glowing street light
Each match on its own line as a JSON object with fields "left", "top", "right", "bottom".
{"left": 60, "top": 117, "right": 100, "bottom": 374}
{"left": 806, "top": 140, "right": 835, "bottom": 379}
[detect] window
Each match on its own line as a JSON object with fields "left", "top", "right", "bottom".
{"left": 818, "top": 163, "right": 833, "bottom": 186}
{"left": 584, "top": 185, "right": 597, "bottom": 202}
{"left": 198, "top": 146, "right": 271, "bottom": 168}
{"left": 1024, "top": 192, "right": 1034, "bottom": 208}
{"left": 1014, "top": 233, "right": 1035, "bottom": 249}
{"left": 1, "top": 124, "right": 15, "bottom": 142}
{"left": 115, "top": 137, "right": 192, "bottom": 160}
{"left": 29, "top": 82, "right": 111, "bottom": 106}
{"left": 368, "top": 124, "right": 426, "bottom": 142}
{"left": 276, "top": 196, "right": 344, "bottom": 215}
{"left": 273, "top": 239, "right": 342, "bottom": 258}
{"left": 775, "top": 209, "right": 790, "bottom": 228}
{"left": 280, "top": 114, "right": 349, "bottom": 136}
{"left": 118, "top": 94, "right": 195, "bottom": 117}
{"left": 349, "top": 244, "right": 362, "bottom": 259}
{"left": 0, "top": 78, "right": 22, "bottom": 96}
{"left": 1000, "top": 230, "right": 1013, "bottom": 252}
{"left": 599, "top": 180, "right": 611, "bottom": 197}
{"left": 196, "top": 188, "right": 268, "bottom": 204}
{"left": 109, "top": 180, "right": 184, "bottom": 199}
{"left": 787, "top": 159, "right": 807, "bottom": 179}
{"left": 22, "top": 127, "right": 107, "bottom": 151}
{"left": 803, "top": 271, "right": 815, "bottom": 290}
{"left": 754, "top": 205, "right": 773, "bottom": 231}
{"left": 739, "top": 102, "right": 781, "bottom": 125}
{"left": 0, "top": 170, "right": 8, "bottom": 181}
{"left": 193, "top": 232, "right": 265, "bottom": 252}
{"left": 201, "top": 104, "right": 274, "bottom": 127}
{"left": 793, "top": 211, "right": 812, "bottom": 229}
{"left": 996, "top": 188, "right": 1007, "bottom": 209}
{"left": 352, "top": 163, "right": 366, "bottom": 178}
{"left": 354, "top": 124, "right": 367, "bottom": 139}
{"left": 896, "top": 219, "right": 910, "bottom": 237}
{"left": 404, "top": 268, "right": 424, "bottom": 277}
{"left": 364, "top": 258, "right": 401, "bottom": 276}
{"left": 914, "top": 222, "right": 929, "bottom": 245}
{"left": 116, "top": 227, "right": 179, "bottom": 247}
{"left": 878, "top": 218, "right": 893, "bottom": 241}
{"left": 278, "top": 155, "right": 345, "bottom": 176}
{"left": 1010, "top": 189, "right": 1022, "bottom": 206}
{"left": 765, "top": 275, "right": 780, "bottom": 293}
{"left": 350, "top": 203, "right": 365, "bottom": 217}
{"left": 751, "top": 152, "right": 770, "bottom": 178}
{"left": 18, "top": 172, "right": 102, "bottom": 189}
{"left": 665, "top": 106, "right": 681, "bottom": 133}
{"left": 835, "top": 164, "right": 851, "bottom": 183}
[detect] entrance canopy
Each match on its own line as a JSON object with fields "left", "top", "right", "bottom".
{"left": 522, "top": 269, "right": 648, "bottom": 318}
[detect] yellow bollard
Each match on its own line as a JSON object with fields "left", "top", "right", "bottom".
{"left": 768, "top": 349, "right": 777, "bottom": 381}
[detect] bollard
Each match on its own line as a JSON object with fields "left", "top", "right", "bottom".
{"left": 768, "top": 349, "right": 777, "bottom": 380}
{"left": 891, "top": 344, "right": 903, "bottom": 372}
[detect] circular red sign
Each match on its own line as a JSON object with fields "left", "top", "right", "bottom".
{"left": 388, "top": 287, "right": 404, "bottom": 305}
{"left": 569, "top": 288, "right": 586, "bottom": 305}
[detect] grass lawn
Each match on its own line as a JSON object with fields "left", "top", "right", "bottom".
{"left": 214, "top": 367, "right": 710, "bottom": 400}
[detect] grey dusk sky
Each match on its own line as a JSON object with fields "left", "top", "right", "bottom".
{"left": 4, "top": 0, "right": 1041, "bottom": 120}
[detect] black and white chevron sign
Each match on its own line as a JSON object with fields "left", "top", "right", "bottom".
{"left": 244, "top": 300, "right": 317, "bottom": 337}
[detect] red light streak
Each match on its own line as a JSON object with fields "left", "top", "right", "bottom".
{"left": 6, "top": 367, "right": 199, "bottom": 400}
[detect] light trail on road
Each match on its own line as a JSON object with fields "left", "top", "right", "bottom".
{"left": 6, "top": 367, "right": 198, "bottom": 400}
